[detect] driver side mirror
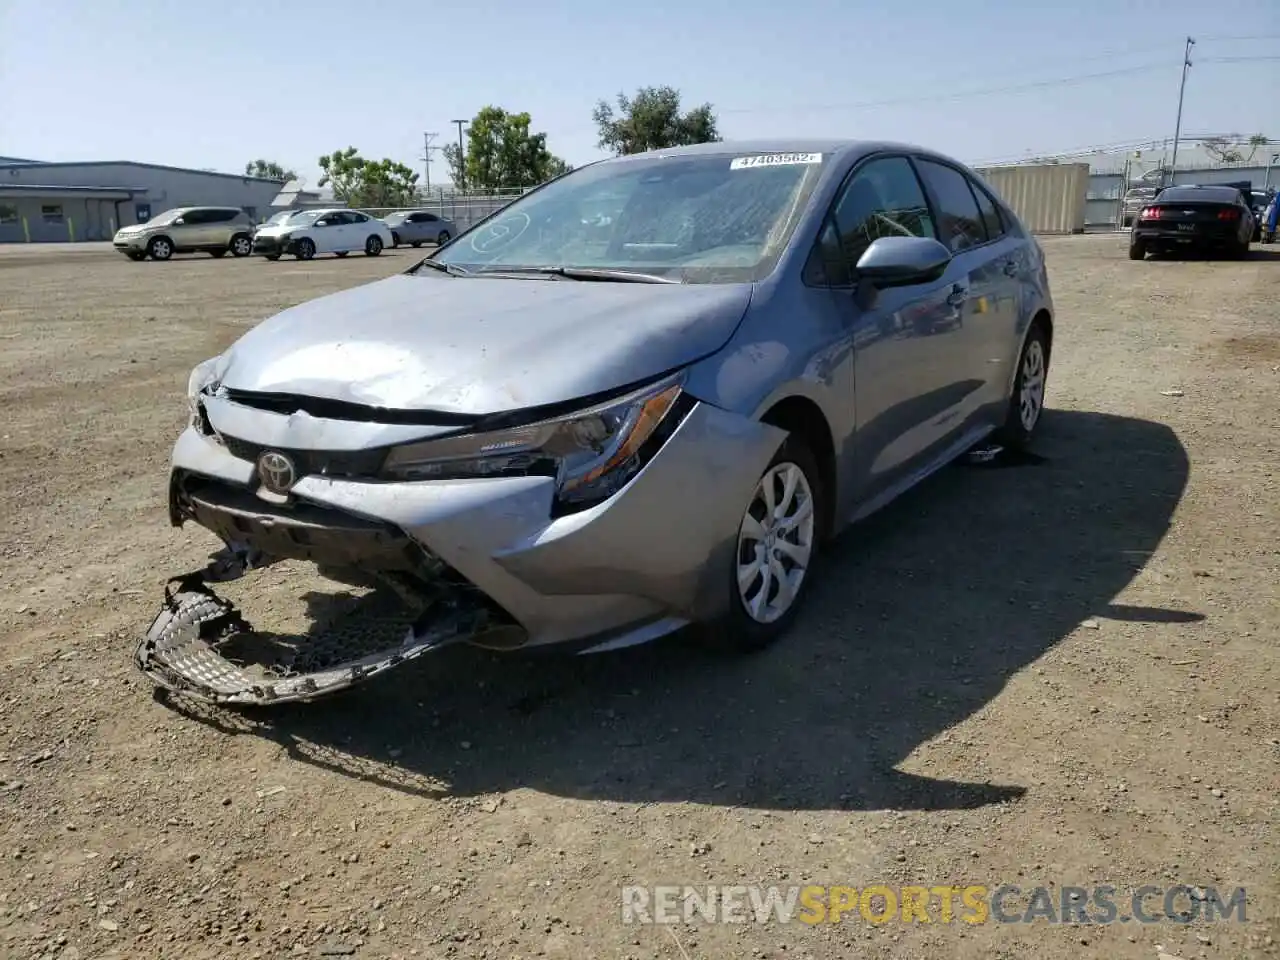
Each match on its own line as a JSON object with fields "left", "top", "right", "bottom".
{"left": 315, "top": 219, "right": 330, "bottom": 227}
{"left": 854, "top": 236, "right": 952, "bottom": 288}
{"left": 173, "top": 217, "right": 186, "bottom": 226}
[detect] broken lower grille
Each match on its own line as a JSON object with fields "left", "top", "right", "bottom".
{"left": 140, "top": 477, "right": 523, "bottom": 705}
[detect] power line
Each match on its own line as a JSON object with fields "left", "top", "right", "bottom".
{"left": 420, "top": 132, "right": 438, "bottom": 191}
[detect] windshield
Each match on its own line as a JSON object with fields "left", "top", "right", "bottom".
{"left": 147, "top": 208, "right": 184, "bottom": 227}
{"left": 429, "top": 152, "right": 830, "bottom": 283}
{"left": 265, "top": 211, "right": 297, "bottom": 226}
{"left": 286, "top": 211, "right": 325, "bottom": 227}
{"left": 384, "top": 212, "right": 408, "bottom": 223}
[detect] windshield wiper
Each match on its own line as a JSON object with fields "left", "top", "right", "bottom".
{"left": 413, "top": 258, "right": 471, "bottom": 277}
{"left": 478, "top": 266, "right": 681, "bottom": 284}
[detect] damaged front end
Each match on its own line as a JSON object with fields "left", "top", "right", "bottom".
{"left": 136, "top": 469, "right": 519, "bottom": 706}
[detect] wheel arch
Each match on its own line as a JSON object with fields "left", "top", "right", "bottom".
{"left": 758, "top": 395, "right": 837, "bottom": 540}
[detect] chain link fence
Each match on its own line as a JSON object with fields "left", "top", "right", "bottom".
{"left": 359, "top": 187, "right": 533, "bottom": 233}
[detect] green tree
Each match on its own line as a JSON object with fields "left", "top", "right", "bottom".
{"left": 440, "top": 107, "right": 572, "bottom": 193}
{"left": 592, "top": 86, "right": 721, "bottom": 156}
{"left": 317, "top": 148, "right": 419, "bottom": 206}
{"left": 244, "top": 159, "right": 296, "bottom": 181}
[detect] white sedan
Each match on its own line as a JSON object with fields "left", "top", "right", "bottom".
{"left": 251, "top": 208, "right": 393, "bottom": 261}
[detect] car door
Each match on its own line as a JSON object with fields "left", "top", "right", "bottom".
{"left": 812, "top": 154, "right": 971, "bottom": 506}
{"left": 347, "top": 211, "right": 378, "bottom": 248}
{"left": 311, "top": 213, "right": 343, "bottom": 252}
{"left": 913, "top": 159, "right": 1023, "bottom": 417}
{"left": 171, "top": 209, "right": 207, "bottom": 249}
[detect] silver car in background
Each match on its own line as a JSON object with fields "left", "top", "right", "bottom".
{"left": 382, "top": 210, "right": 457, "bottom": 247}
{"left": 137, "top": 139, "right": 1055, "bottom": 706}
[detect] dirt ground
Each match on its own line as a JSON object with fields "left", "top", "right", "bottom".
{"left": 0, "top": 237, "right": 1277, "bottom": 960}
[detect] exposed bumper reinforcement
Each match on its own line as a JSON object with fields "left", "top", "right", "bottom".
{"left": 134, "top": 560, "right": 490, "bottom": 706}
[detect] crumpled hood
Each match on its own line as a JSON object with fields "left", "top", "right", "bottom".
{"left": 219, "top": 273, "right": 754, "bottom": 415}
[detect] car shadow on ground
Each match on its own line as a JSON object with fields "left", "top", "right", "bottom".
{"left": 160, "top": 409, "right": 1195, "bottom": 813}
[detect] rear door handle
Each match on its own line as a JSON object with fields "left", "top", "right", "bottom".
{"left": 946, "top": 285, "right": 967, "bottom": 308}
{"left": 1002, "top": 260, "right": 1018, "bottom": 277}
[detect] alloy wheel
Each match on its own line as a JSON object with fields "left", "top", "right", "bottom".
{"left": 1019, "top": 338, "right": 1046, "bottom": 432}
{"left": 736, "top": 462, "right": 815, "bottom": 624}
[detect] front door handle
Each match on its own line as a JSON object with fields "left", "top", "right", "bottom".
{"left": 946, "top": 286, "right": 967, "bottom": 308}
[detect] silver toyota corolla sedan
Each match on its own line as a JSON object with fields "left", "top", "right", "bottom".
{"left": 137, "top": 139, "right": 1054, "bottom": 705}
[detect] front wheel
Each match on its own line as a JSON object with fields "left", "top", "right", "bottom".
{"left": 147, "top": 236, "right": 173, "bottom": 261}
{"left": 390, "top": 232, "right": 401, "bottom": 248}
{"left": 700, "top": 436, "right": 823, "bottom": 654}
{"left": 295, "top": 238, "right": 316, "bottom": 260}
{"left": 436, "top": 230, "right": 451, "bottom": 245}
{"left": 365, "top": 235, "right": 383, "bottom": 256}
{"left": 995, "top": 321, "right": 1049, "bottom": 448}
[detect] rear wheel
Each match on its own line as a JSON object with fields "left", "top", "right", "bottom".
{"left": 210, "top": 249, "right": 227, "bottom": 258}
{"left": 995, "top": 321, "right": 1049, "bottom": 448}
{"left": 230, "top": 234, "right": 252, "bottom": 257}
{"left": 437, "top": 230, "right": 451, "bottom": 245}
{"left": 700, "top": 436, "right": 823, "bottom": 653}
{"left": 411, "top": 240, "right": 423, "bottom": 248}
{"left": 365, "top": 235, "right": 383, "bottom": 256}
{"left": 126, "top": 252, "right": 145, "bottom": 261}
{"left": 1128, "top": 238, "right": 1146, "bottom": 261}
{"left": 335, "top": 251, "right": 349, "bottom": 258}
{"left": 265, "top": 254, "right": 281, "bottom": 261}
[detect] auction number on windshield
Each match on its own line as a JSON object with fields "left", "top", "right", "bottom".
{"left": 729, "top": 153, "right": 824, "bottom": 170}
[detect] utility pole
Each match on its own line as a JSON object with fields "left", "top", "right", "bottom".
{"left": 1168, "top": 36, "right": 1195, "bottom": 188}
{"left": 451, "top": 119, "right": 468, "bottom": 192}
{"left": 420, "top": 132, "right": 438, "bottom": 192}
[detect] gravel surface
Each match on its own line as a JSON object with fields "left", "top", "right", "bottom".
{"left": 0, "top": 237, "right": 1277, "bottom": 960}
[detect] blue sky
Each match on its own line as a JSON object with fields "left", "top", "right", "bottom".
{"left": 0, "top": 0, "right": 1276, "bottom": 187}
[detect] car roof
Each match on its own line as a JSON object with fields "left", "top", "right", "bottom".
{"left": 606, "top": 138, "right": 943, "bottom": 165}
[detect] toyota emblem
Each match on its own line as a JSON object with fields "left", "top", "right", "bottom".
{"left": 257, "top": 451, "right": 297, "bottom": 494}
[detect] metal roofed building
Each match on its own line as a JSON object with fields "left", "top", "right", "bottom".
{"left": 0, "top": 158, "right": 289, "bottom": 243}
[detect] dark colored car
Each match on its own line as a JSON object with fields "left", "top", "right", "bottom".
{"left": 1128, "top": 185, "right": 1255, "bottom": 260}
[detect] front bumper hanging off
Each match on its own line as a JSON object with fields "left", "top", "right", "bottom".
{"left": 134, "top": 550, "right": 492, "bottom": 706}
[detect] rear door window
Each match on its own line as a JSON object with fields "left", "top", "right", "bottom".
{"left": 913, "top": 160, "right": 987, "bottom": 252}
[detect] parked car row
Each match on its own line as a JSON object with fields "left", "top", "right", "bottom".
{"left": 112, "top": 205, "right": 458, "bottom": 261}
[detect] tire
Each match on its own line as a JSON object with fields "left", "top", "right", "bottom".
{"left": 210, "top": 249, "right": 227, "bottom": 258}
{"left": 126, "top": 252, "right": 145, "bottom": 261}
{"left": 230, "top": 234, "right": 253, "bottom": 257}
{"left": 391, "top": 232, "right": 401, "bottom": 248}
{"left": 699, "top": 435, "right": 824, "bottom": 654}
{"left": 411, "top": 240, "right": 423, "bottom": 248}
{"left": 265, "top": 254, "right": 281, "bottom": 261}
{"left": 335, "top": 251, "right": 349, "bottom": 258}
{"left": 995, "top": 320, "right": 1050, "bottom": 449}
{"left": 295, "top": 238, "right": 316, "bottom": 260}
{"left": 1128, "top": 239, "right": 1146, "bottom": 261}
{"left": 365, "top": 235, "right": 383, "bottom": 256}
{"left": 147, "top": 236, "right": 173, "bottom": 261}
{"left": 437, "top": 230, "right": 451, "bottom": 245}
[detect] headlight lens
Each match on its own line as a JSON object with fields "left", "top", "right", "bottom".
{"left": 186, "top": 355, "right": 225, "bottom": 434}
{"left": 381, "top": 374, "right": 693, "bottom": 513}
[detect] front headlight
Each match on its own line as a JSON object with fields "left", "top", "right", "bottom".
{"left": 381, "top": 373, "right": 694, "bottom": 514}
{"left": 186, "top": 355, "right": 226, "bottom": 434}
